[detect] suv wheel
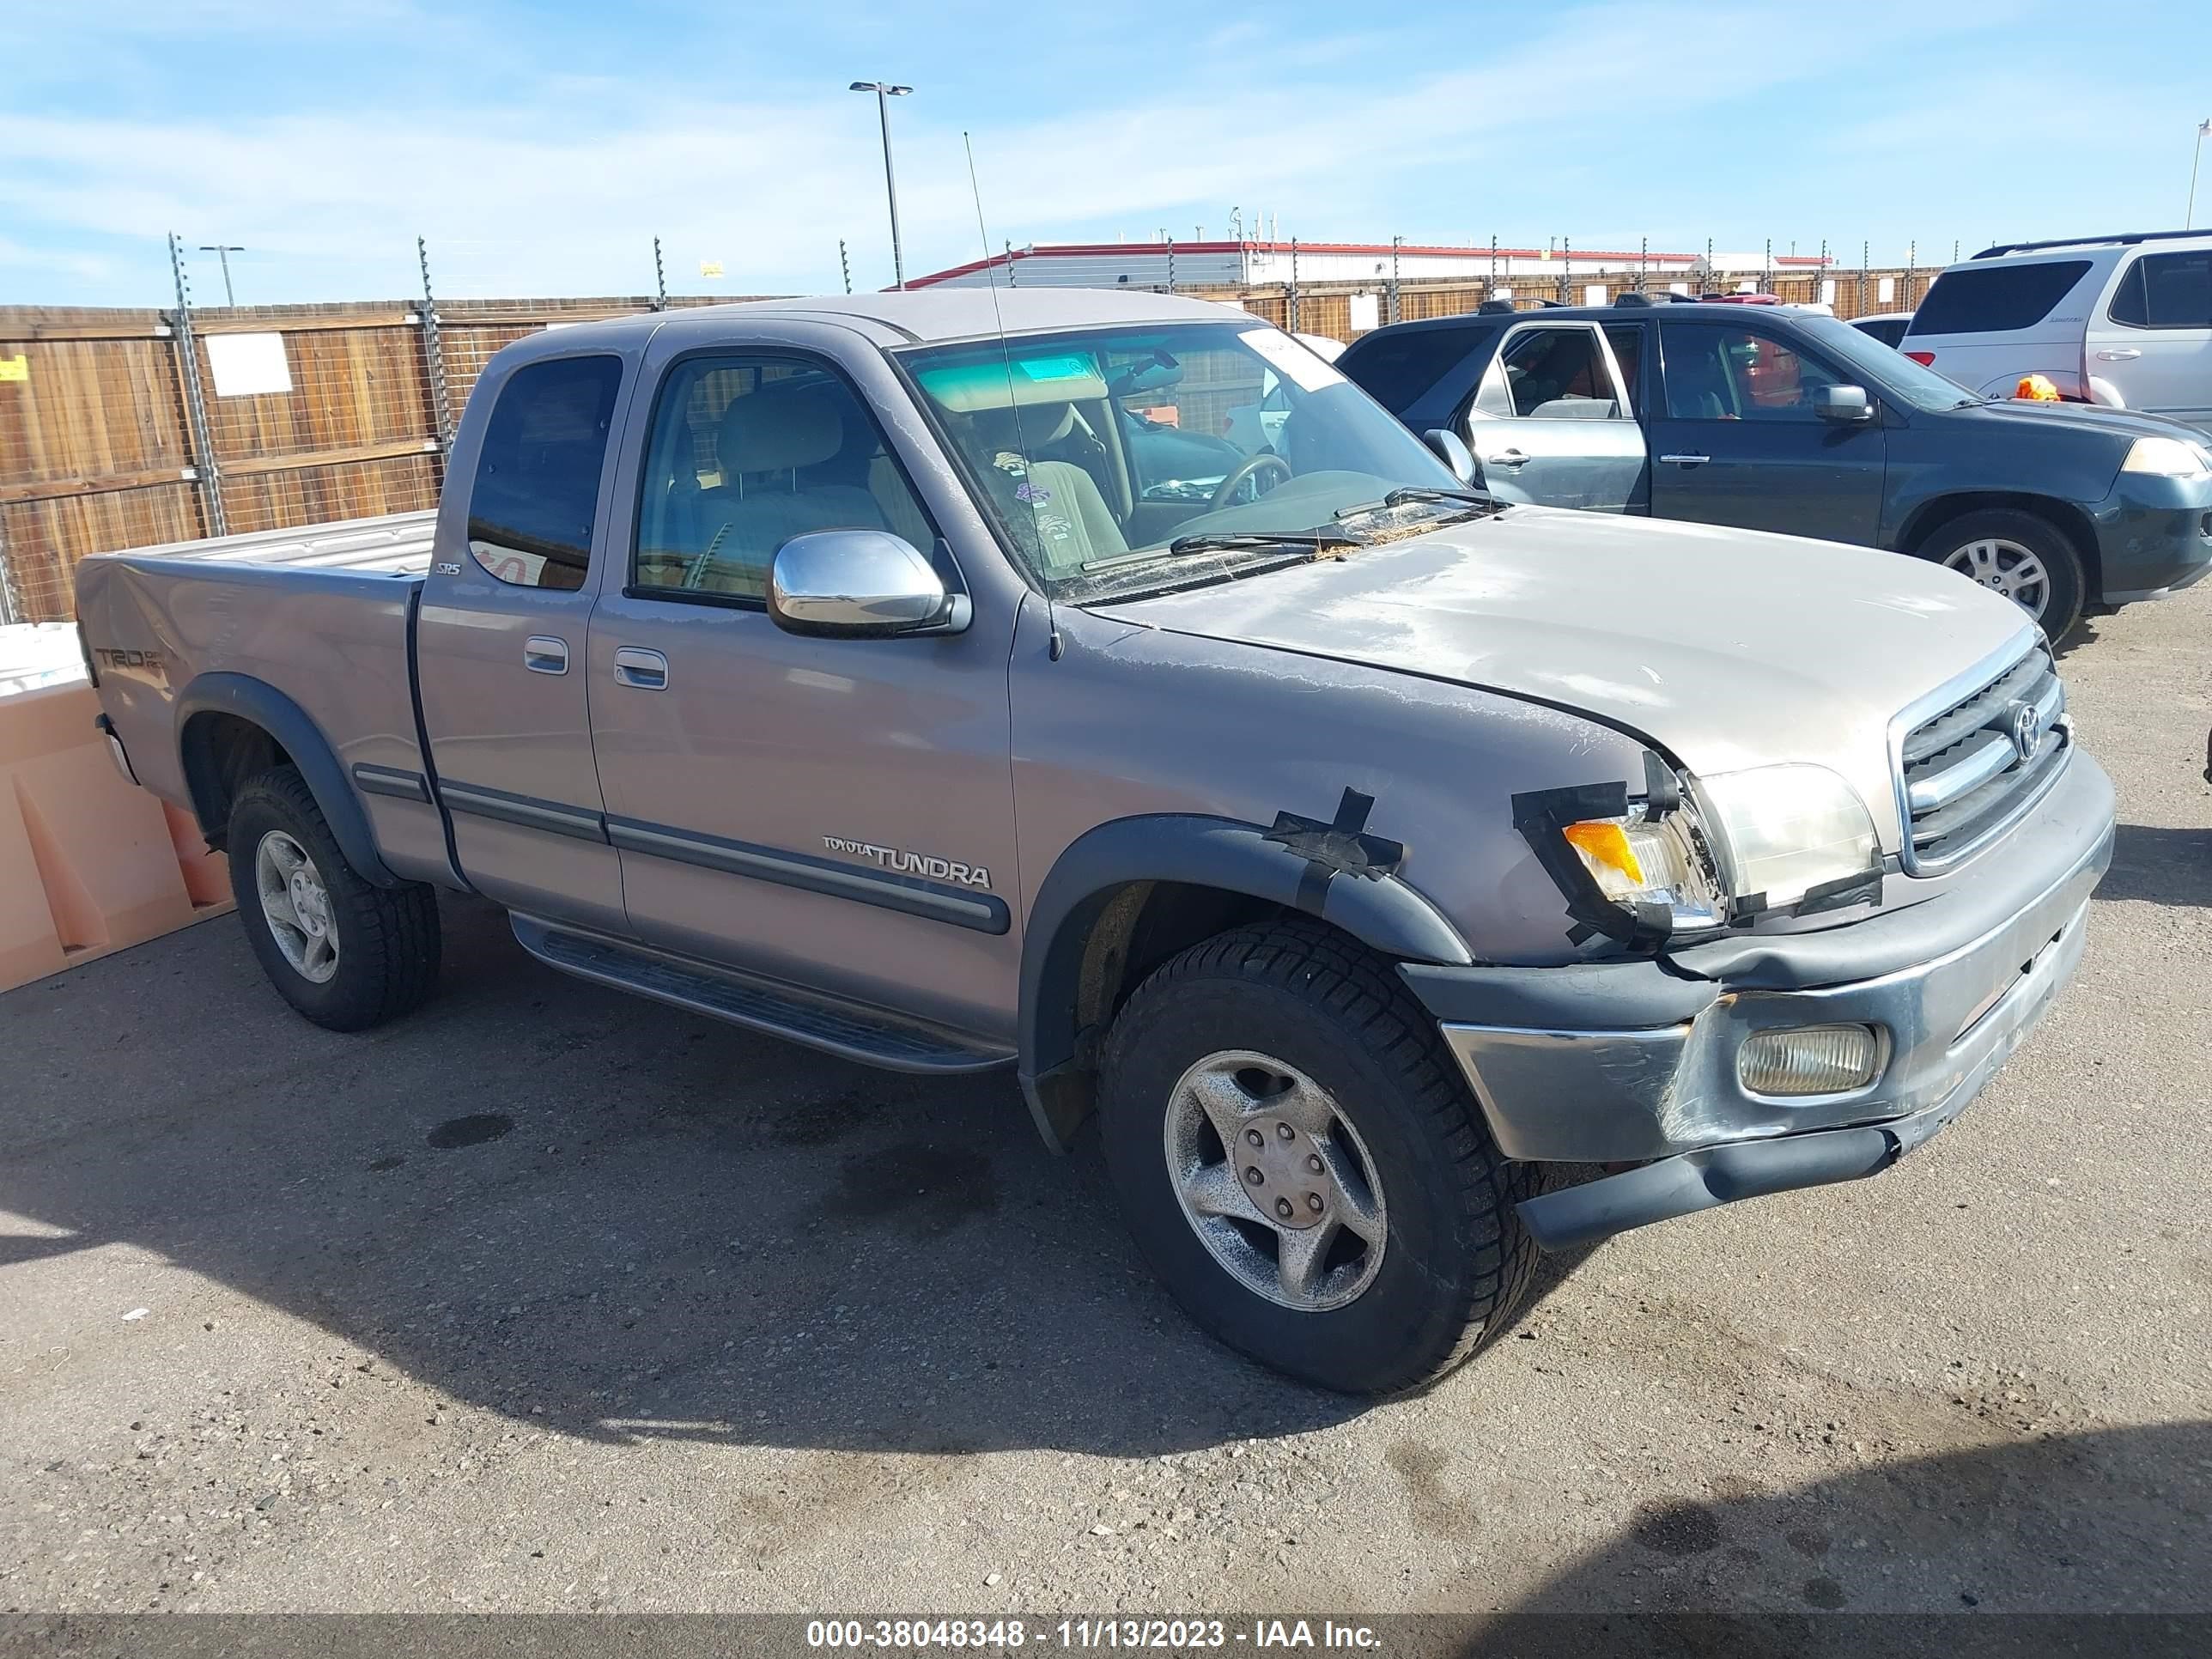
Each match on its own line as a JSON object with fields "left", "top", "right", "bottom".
{"left": 1097, "top": 919, "right": 1538, "bottom": 1394}
{"left": 1919, "top": 507, "right": 2087, "bottom": 641}
{"left": 227, "top": 765, "right": 441, "bottom": 1031}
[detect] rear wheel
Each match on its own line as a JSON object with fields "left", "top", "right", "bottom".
{"left": 227, "top": 765, "right": 441, "bottom": 1031}
{"left": 1919, "top": 507, "right": 2087, "bottom": 641}
{"left": 1097, "top": 919, "right": 1538, "bottom": 1394}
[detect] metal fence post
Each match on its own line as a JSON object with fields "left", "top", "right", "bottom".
{"left": 0, "top": 521, "right": 20, "bottom": 626}
{"left": 1006, "top": 241, "right": 1018, "bottom": 288}
{"left": 839, "top": 240, "right": 853, "bottom": 295}
{"left": 1638, "top": 235, "right": 1648, "bottom": 295}
{"left": 1166, "top": 237, "right": 1176, "bottom": 294}
{"left": 167, "top": 232, "right": 227, "bottom": 540}
{"left": 1559, "top": 235, "right": 1571, "bottom": 303}
{"left": 1907, "top": 240, "right": 1917, "bottom": 308}
{"left": 653, "top": 236, "right": 667, "bottom": 310}
{"left": 1288, "top": 237, "right": 1299, "bottom": 331}
{"left": 1389, "top": 235, "right": 1401, "bottom": 325}
{"left": 1860, "top": 240, "right": 1869, "bottom": 316}
{"left": 417, "top": 236, "right": 453, "bottom": 454}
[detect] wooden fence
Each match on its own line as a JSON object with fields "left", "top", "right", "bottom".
{"left": 0, "top": 267, "right": 1943, "bottom": 623}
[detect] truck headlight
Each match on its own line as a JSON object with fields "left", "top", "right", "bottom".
{"left": 1694, "top": 764, "right": 1881, "bottom": 911}
{"left": 1557, "top": 800, "right": 1726, "bottom": 934}
{"left": 2120, "top": 436, "right": 2211, "bottom": 478}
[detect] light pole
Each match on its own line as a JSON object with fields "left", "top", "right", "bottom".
{"left": 198, "top": 244, "right": 244, "bottom": 307}
{"left": 2191, "top": 118, "right": 2212, "bottom": 228}
{"left": 848, "top": 81, "right": 912, "bottom": 289}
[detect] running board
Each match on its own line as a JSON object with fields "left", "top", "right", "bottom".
{"left": 509, "top": 915, "right": 1015, "bottom": 1075}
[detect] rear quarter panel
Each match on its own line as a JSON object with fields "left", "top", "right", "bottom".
{"left": 75, "top": 555, "right": 447, "bottom": 883}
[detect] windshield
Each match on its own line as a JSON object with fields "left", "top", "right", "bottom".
{"left": 1794, "top": 314, "right": 1981, "bottom": 411}
{"left": 897, "top": 321, "right": 1474, "bottom": 599}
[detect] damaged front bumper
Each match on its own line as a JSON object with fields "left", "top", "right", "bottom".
{"left": 1402, "top": 751, "right": 2115, "bottom": 1249}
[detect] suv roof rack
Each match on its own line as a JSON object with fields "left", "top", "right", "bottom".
{"left": 1611, "top": 292, "right": 1656, "bottom": 307}
{"left": 1972, "top": 229, "right": 2209, "bottom": 259}
{"left": 1475, "top": 299, "right": 1517, "bottom": 314}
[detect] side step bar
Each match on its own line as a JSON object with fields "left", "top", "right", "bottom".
{"left": 509, "top": 915, "right": 1015, "bottom": 1076}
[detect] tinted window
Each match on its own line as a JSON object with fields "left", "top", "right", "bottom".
{"left": 1601, "top": 324, "right": 1644, "bottom": 410}
{"left": 633, "top": 356, "right": 933, "bottom": 600}
{"left": 465, "top": 355, "right": 623, "bottom": 590}
{"left": 2108, "top": 252, "right": 2212, "bottom": 329}
{"left": 1339, "top": 323, "right": 1493, "bottom": 414}
{"left": 1660, "top": 325, "right": 1845, "bottom": 421}
{"left": 1906, "top": 260, "right": 2093, "bottom": 336}
{"left": 1478, "top": 325, "right": 1628, "bottom": 419}
{"left": 1853, "top": 316, "right": 1911, "bottom": 346}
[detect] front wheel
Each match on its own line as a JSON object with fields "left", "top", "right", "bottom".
{"left": 1919, "top": 507, "right": 2087, "bottom": 641}
{"left": 1097, "top": 920, "right": 1539, "bottom": 1394}
{"left": 227, "top": 765, "right": 441, "bottom": 1031}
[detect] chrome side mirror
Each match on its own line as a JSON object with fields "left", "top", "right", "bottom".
{"left": 1424, "top": 428, "right": 1479, "bottom": 485}
{"left": 768, "top": 530, "right": 970, "bottom": 639}
{"left": 1813, "top": 384, "right": 1874, "bottom": 423}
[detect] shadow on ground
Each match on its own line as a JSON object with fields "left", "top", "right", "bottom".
{"left": 2095, "top": 824, "right": 2212, "bottom": 908}
{"left": 0, "top": 895, "right": 1585, "bottom": 1459}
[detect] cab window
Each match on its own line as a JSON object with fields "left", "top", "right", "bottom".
{"left": 1661, "top": 326, "right": 1846, "bottom": 421}
{"left": 631, "top": 356, "right": 936, "bottom": 601}
{"left": 465, "top": 355, "right": 623, "bottom": 590}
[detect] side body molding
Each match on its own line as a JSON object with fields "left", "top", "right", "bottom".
{"left": 1017, "top": 813, "right": 1473, "bottom": 1151}
{"left": 174, "top": 672, "right": 401, "bottom": 888}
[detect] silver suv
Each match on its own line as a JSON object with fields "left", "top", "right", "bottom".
{"left": 1905, "top": 231, "right": 2212, "bottom": 429}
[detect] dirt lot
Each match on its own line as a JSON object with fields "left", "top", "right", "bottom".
{"left": 3, "top": 580, "right": 2207, "bottom": 1633}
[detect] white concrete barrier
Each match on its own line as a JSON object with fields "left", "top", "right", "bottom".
{"left": 1, "top": 623, "right": 232, "bottom": 992}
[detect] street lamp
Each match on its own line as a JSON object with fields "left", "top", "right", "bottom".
{"left": 198, "top": 244, "right": 245, "bottom": 307}
{"left": 2191, "top": 118, "right": 2212, "bottom": 229}
{"left": 848, "top": 81, "right": 912, "bottom": 289}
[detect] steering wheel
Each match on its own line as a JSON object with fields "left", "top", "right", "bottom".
{"left": 1208, "top": 452, "right": 1292, "bottom": 514}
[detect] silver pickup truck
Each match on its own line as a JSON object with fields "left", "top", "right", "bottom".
{"left": 76, "top": 289, "right": 2114, "bottom": 1394}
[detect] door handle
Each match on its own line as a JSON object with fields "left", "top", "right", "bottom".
{"left": 612, "top": 647, "right": 669, "bottom": 690}
{"left": 523, "top": 636, "right": 568, "bottom": 675}
{"left": 1491, "top": 447, "right": 1530, "bottom": 467}
{"left": 2094, "top": 348, "right": 2142, "bottom": 361}
{"left": 1659, "top": 453, "right": 1711, "bottom": 466}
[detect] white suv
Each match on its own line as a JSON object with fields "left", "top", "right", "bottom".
{"left": 1904, "top": 232, "right": 2212, "bottom": 432}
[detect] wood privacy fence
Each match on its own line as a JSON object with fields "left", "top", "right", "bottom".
{"left": 0, "top": 266, "right": 1942, "bottom": 623}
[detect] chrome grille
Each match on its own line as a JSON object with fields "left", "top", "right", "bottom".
{"left": 1896, "top": 642, "right": 2068, "bottom": 873}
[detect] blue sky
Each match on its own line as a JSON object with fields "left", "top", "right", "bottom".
{"left": 6, "top": 0, "right": 2210, "bottom": 307}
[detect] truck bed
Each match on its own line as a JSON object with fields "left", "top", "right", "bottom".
{"left": 73, "top": 511, "right": 441, "bottom": 880}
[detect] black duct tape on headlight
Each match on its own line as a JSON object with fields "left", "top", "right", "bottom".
{"left": 1510, "top": 778, "right": 1674, "bottom": 951}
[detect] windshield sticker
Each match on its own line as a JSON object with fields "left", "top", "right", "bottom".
{"left": 1018, "top": 355, "right": 1096, "bottom": 383}
{"left": 1240, "top": 328, "right": 1346, "bottom": 394}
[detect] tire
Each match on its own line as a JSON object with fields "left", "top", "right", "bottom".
{"left": 226, "top": 764, "right": 441, "bottom": 1031}
{"left": 1917, "top": 507, "right": 2087, "bottom": 641}
{"left": 1097, "top": 918, "right": 1539, "bottom": 1395}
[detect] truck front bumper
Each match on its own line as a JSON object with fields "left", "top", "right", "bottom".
{"left": 1401, "top": 751, "right": 2114, "bottom": 1249}
{"left": 2091, "top": 470, "right": 2212, "bottom": 602}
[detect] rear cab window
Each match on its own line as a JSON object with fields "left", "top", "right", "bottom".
{"left": 465, "top": 355, "right": 623, "bottom": 589}
{"left": 1905, "top": 260, "right": 2094, "bottom": 337}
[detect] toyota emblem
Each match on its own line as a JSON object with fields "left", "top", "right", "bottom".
{"left": 2008, "top": 702, "right": 2043, "bottom": 763}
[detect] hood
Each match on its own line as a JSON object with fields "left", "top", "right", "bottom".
{"left": 1095, "top": 507, "right": 2037, "bottom": 853}
{"left": 1942, "top": 396, "right": 2200, "bottom": 447}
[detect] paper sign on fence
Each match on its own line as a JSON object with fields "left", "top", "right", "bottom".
{"left": 205, "top": 333, "right": 293, "bottom": 398}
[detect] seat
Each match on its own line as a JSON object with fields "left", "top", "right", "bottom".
{"left": 964, "top": 405, "right": 1128, "bottom": 575}
{"left": 690, "top": 384, "right": 890, "bottom": 595}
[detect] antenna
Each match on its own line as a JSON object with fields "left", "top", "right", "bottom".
{"left": 963, "top": 130, "right": 1060, "bottom": 661}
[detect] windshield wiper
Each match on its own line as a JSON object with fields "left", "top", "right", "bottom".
{"left": 1081, "top": 530, "right": 1361, "bottom": 574}
{"left": 1334, "top": 486, "right": 1495, "bottom": 521}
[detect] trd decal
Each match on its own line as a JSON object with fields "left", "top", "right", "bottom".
{"left": 93, "top": 647, "right": 168, "bottom": 685}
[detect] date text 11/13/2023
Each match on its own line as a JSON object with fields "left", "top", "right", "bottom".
{"left": 805, "top": 1619, "right": 1382, "bottom": 1650}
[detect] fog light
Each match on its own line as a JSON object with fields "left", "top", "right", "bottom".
{"left": 1737, "top": 1024, "right": 1882, "bottom": 1097}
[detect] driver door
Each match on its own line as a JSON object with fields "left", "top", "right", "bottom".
{"left": 1462, "top": 321, "right": 1647, "bottom": 512}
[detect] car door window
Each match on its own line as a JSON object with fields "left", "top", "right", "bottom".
{"left": 1661, "top": 326, "right": 1846, "bottom": 422}
{"left": 632, "top": 356, "right": 936, "bottom": 602}
{"left": 465, "top": 355, "right": 623, "bottom": 590}
{"left": 2108, "top": 252, "right": 2212, "bottom": 330}
{"left": 1474, "top": 325, "right": 1629, "bottom": 420}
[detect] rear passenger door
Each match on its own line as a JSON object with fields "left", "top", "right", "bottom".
{"left": 415, "top": 349, "right": 630, "bottom": 936}
{"left": 1461, "top": 321, "right": 1646, "bottom": 512}
{"left": 584, "top": 343, "right": 1022, "bottom": 1042}
{"left": 2098, "top": 250, "right": 2212, "bottom": 432}
{"left": 1648, "top": 319, "right": 1886, "bottom": 544}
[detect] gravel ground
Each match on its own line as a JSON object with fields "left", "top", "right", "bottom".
{"left": 2, "top": 579, "right": 2207, "bottom": 1631}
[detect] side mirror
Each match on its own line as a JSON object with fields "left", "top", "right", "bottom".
{"left": 1423, "top": 428, "right": 1479, "bottom": 485}
{"left": 1813, "top": 384, "right": 1874, "bottom": 423}
{"left": 768, "top": 530, "right": 970, "bottom": 639}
